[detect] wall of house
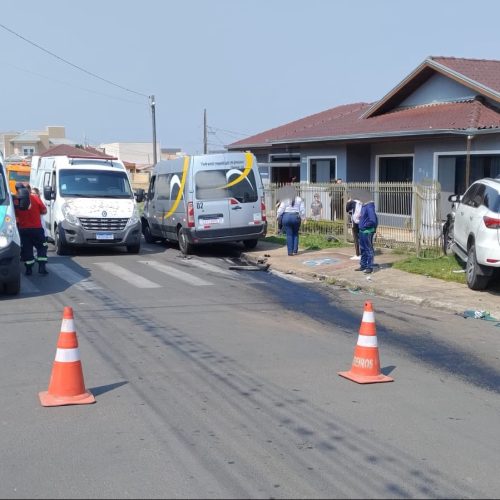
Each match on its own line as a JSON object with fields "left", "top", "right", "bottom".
{"left": 346, "top": 144, "right": 371, "bottom": 181}
{"left": 400, "top": 73, "right": 475, "bottom": 107}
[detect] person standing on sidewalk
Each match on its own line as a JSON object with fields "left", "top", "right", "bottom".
{"left": 346, "top": 196, "right": 362, "bottom": 260}
{"left": 14, "top": 182, "right": 49, "bottom": 275}
{"left": 277, "top": 191, "right": 306, "bottom": 256}
{"left": 356, "top": 197, "right": 378, "bottom": 274}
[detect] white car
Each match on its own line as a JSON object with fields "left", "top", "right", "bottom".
{"left": 450, "top": 178, "right": 500, "bottom": 290}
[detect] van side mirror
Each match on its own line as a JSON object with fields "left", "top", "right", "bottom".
{"left": 13, "top": 185, "right": 30, "bottom": 210}
{"left": 135, "top": 188, "right": 145, "bottom": 203}
{"left": 448, "top": 194, "right": 460, "bottom": 203}
{"left": 43, "top": 185, "right": 54, "bottom": 201}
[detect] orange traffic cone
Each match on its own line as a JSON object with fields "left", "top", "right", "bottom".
{"left": 338, "top": 301, "right": 393, "bottom": 384}
{"left": 39, "top": 306, "right": 95, "bottom": 406}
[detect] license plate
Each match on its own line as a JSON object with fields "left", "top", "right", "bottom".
{"left": 96, "top": 232, "right": 114, "bottom": 240}
{"left": 200, "top": 218, "right": 223, "bottom": 224}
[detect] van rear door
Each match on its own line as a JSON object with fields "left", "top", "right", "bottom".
{"left": 194, "top": 169, "right": 232, "bottom": 232}
{"left": 224, "top": 167, "right": 263, "bottom": 229}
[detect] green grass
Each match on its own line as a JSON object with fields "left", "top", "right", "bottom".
{"left": 392, "top": 253, "right": 467, "bottom": 284}
{"left": 264, "top": 233, "right": 348, "bottom": 251}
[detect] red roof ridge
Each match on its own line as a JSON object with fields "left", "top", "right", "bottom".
{"left": 430, "top": 56, "right": 500, "bottom": 63}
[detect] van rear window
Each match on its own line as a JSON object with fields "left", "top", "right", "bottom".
{"left": 195, "top": 169, "right": 258, "bottom": 202}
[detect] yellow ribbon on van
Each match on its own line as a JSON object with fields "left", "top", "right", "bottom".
{"left": 220, "top": 152, "right": 253, "bottom": 189}
{"left": 163, "top": 156, "right": 190, "bottom": 219}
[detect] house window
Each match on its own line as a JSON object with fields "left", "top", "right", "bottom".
{"left": 22, "top": 146, "right": 35, "bottom": 156}
{"left": 309, "top": 158, "right": 336, "bottom": 183}
{"left": 379, "top": 156, "right": 413, "bottom": 182}
{"left": 378, "top": 156, "right": 413, "bottom": 216}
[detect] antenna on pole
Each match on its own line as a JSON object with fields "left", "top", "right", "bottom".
{"left": 204, "top": 108, "right": 208, "bottom": 154}
{"left": 150, "top": 95, "right": 158, "bottom": 165}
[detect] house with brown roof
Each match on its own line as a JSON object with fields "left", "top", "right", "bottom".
{"left": 228, "top": 56, "right": 500, "bottom": 216}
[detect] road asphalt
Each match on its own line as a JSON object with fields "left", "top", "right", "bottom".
{"left": 242, "top": 240, "right": 500, "bottom": 321}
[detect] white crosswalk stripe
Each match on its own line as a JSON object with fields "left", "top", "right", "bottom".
{"left": 50, "top": 263, "right": 102, "bottom": 290}
{"left": 138, "top": 260, "right": 213, "bottom": 286}
{"left": 20, "top": 277, "right": 41, "bottom": 294}
{"left": 178, "top": 257, "right": 238, "bottom": 277}
{"left": 95, "top": 262, "right": 162, "bottom": 288}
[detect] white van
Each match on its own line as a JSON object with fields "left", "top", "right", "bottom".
{"left": 30, "top": 154, "right": 143, "bottom": 255}
{"left": 141, "top": 152, "right": 267, "bottom": 254}
{"left": 0, "top": 153, "right": 29, "bottom": 294}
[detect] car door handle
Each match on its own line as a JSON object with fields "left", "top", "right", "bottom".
{"left": 232, "top": 206, "right": 242, "bottom": 210}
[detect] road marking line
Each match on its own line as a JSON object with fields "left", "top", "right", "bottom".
{"left": 20, "top": 278, "right": 41, "bottom": 294}
{"left": 180, "top": 258, "right": 236, "bottom": 277}
{"left": 50, "top": 263, "right": 102, "bottom": 290}
{"left": 138, "top": 260, "right": 213, "bottom": 286}
{"left": 95, "top": 262, "right": 161, "bottom": 288}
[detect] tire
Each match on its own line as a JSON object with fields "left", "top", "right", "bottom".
{"left": 55, "top": 226, "right": 69, "bottom": 256}
{"left": 143, "top": 222, "right": 156, "bottom": 244}
{"left": 466, "top": 244, "right": 490, "bottom": 290}
{"left": 243, "top": 239, "right": 258, "bottom": 250}
{"left": 4, "top": 275, "right": 21, "bottom": 295}
{"left": 178, "top": 228, "right": 193, "bottom": 255}
{"left": 127, "top": 243, "right": 141, "bottom": 254}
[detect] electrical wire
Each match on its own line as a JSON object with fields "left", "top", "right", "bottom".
{"left": 0, "top": 22, "right": 150, "bottom": 99}
{"left": 4, "top": 61, "right": 145, "bottom": 106}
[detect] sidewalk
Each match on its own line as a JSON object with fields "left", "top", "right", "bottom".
{"left": 242, "top": 241, "right": 500, "bottom": 320}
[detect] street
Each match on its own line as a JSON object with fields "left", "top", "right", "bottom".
{"left": 0, "top": 240, "right": 499, "bottom": 499}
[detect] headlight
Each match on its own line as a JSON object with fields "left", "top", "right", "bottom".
{"left": 61, "top": 203, "right": 81, "bottom": 226}
{"left": 126, "top": 206, "right": 140, "bottom": 227}
{"left": 0, "top": 215, "right": 16, "bottom": 248}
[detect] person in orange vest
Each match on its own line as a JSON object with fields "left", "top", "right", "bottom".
{"left": 14, "top": 182, "right": 49, "bottom": 275}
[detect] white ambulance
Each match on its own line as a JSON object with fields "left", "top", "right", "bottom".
{"left": 30, "top": 154, "right": 144, "bottom": 255}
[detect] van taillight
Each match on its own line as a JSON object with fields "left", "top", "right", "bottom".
{"left": 187, "top": 201, "right": 195, "bottom": 227}
{"left": 483, "top": 216, "right": 500, "bottom": 229}
{"left": 261, "top": 198, "right": 267, "bottom": 222}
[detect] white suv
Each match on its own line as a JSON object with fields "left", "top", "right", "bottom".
{"left": 449, "top": 178, "right": 500, "bottom": 290}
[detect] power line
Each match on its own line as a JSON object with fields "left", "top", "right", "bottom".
{"left": 0, "top": 22, "right": 149, "bottom": 99}
{"left": 4, "top": 61, "right": 145, "bottom": 106}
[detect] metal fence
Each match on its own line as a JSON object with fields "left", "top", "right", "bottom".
{"left": 264, "top": 181, "right": 444, "bottom": 256}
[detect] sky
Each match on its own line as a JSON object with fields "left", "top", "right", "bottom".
{"left": 2, "top": 0, "right": 500, "bottom": 156}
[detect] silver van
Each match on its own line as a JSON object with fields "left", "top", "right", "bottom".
{"left": 141, "top": 152, "right": 267, "bottom": 254}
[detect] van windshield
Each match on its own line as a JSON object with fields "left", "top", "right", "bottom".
{"left": 59, "top": 169, "right": 133, "bottom": 198}
{"left": 195, "top": 169, "right": 258, "bottom": 202}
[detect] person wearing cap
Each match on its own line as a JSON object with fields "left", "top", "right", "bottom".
{"left": 355, "top": 196, "right": 378, "bottom": 274}
{"left": 14, "top": 182, "right": 49, "bottom": 275}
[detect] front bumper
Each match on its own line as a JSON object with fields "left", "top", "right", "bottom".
{"left": 0, "top": 242, "right": 21, "bottom": 283}
{"left": 59, "top": 220, "right": 142, "bottom": 247}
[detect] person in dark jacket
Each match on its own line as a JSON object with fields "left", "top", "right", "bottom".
{"left": 355, "top": 199, "right": 378, "bottom": 274}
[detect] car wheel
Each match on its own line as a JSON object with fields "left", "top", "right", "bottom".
{"left": 143, "top": 222, "right": 156, "bottom": 244}
{"left": 55, "top": 226, "right": 69, "bottom": 256}
{"left": 127, "top": 243, "right": 141, "bottom": 254}
{"left": 243, "top": 239, "right": 258, "bottom": 250}
{"left": 466, "top": 244, "right": 490, "bottom": 290}
{"left": 178, "top": 228, "right": 193, "bottom": 255}
{"left": 4, "top": 275, "right": 21, "bottom": 295}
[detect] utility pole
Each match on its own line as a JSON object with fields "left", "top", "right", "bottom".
{"left": 204, "top": 108, "right": 208, "bottom": 154}
{"left": 150, "top": 95, "right": 158, "bottom": 165}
